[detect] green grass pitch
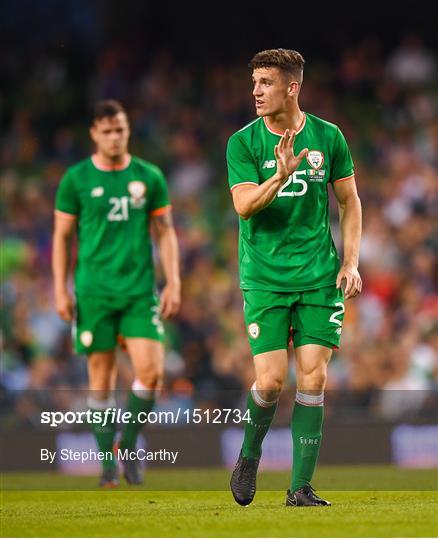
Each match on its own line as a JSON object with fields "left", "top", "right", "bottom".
{"left": 1, "top": 466, "right": 437, "bottom": 537}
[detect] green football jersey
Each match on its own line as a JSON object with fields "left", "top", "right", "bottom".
{"left": 55, "top": 155, "right": 170, "bottom": 297}
{"left": 227, "top": 113, "right": 354, "bottom": 292}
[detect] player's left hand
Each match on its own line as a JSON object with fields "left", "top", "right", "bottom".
{"left": 336, "top": 264, "right": 362, "bottom": 299}
{"left": 160, "top": 282, "right": 181, "bottom": 319}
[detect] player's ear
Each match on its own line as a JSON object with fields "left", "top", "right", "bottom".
{"left": 287, "top": 80, "right": 299, "bottom": 97}
{"left": 89, "top": 124, "right": 98, "bottom": 144}
{"left": 123, "top": 114, "right": 131, "bottom": 136}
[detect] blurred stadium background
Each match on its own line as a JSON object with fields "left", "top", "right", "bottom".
{"left": 1, "top": 1, "right": 437, "bottom": 476}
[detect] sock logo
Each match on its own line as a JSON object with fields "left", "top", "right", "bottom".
{"left": 248, "top": 323, "right": 260, "bottom": 339}
{"left": 300, "top": 437, "right": 320, "bottom": 445}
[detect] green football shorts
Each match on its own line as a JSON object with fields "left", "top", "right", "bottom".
{"left": 74, "top": 293, "right": 164, "bottom": 354}
{"left": 242, "top": 285, "right": 345, "bottom": 355}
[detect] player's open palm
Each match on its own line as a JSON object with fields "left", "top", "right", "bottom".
{"left": 274, "top": 129, "right": 308, "bottom": 179}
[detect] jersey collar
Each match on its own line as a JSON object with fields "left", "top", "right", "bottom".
{"left": 263, "top": 113, "right": 306, "bottom": 137}
{"left": 91, "top": 153, "right": 131, "bottom": 171}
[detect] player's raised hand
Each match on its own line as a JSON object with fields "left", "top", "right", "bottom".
{"left": 160, "top": 282, "right": 181, "bottom": 319}
{"left": 336, "top": 263, "right": 362, "bottom": 299}
{"left": 55, "top": 289, "right": 74, "bottom": 321}
{"left": 274, "top": 129, "right": 308, "bottom": 180}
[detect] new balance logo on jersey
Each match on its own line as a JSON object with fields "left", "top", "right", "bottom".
{"left": 262, "top": 160, "right": 276, "bottom": 169}
{"left": 91, "top": 187, "right": 104, "bottom": 197}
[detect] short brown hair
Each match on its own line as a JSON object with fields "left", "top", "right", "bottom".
{"left": 92, "top": 99, "right": 127, "bottom": 123}
{"left": 249, "top": 49, "right": 305, "bottom": 81}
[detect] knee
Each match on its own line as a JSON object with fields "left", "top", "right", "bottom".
{"left": 298, "top": 364, "right": 327, "bottom": 392}
{"left": 88, "top": 364, "right": 113, "bottom": 393}
{"left": 255, "top": 374, "right": 284, "bottom": 402}
{"left": 135, "top": 366, "right": 163, "bottom": 390}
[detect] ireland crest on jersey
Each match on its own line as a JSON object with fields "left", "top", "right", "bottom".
{"left": 306, "top": 150, "right": 324, "bottom": 170}
{"left": 128, "top": 181, "right": 146, "bottom": 208}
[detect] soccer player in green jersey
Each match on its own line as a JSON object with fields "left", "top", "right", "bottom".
{"left": 52, "top": 100, "right": 180, "bottom": 487}
{"left": 227, "top": 50, "right": 362, "bottom": 506}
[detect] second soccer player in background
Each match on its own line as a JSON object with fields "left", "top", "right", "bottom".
{"left": 52, "top": 100, "right": 180, "bottom": 487}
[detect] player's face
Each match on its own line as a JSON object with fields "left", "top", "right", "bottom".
{"left": 252, "top": 67, "right": 297, "bottom": 116}
{"left": 90, "top": 113, "right": 130, "bottom": 158}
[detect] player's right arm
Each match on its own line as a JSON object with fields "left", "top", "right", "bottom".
{"left": 227, "top": 129, "right": 308, "bottom": 219}
{"left": 52, "top": 170, "right": 79, "bottom": 321}
{"left": 52, "top": 213, "right": 76, "bottom": 321}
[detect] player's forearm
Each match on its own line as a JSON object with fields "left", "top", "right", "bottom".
{"left": 52, "top": 233, "right": 72, "bottom": 293}
{"left": 235, "top": 172, "right": 287, "bottom": 219}
{"left": 339, "top": 194, "right": 362, "bottom": 267}
{"left": 157, "top": 228, "right": 180, "bottom": 287}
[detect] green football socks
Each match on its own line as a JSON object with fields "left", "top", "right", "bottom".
{"left": 291, "top": 391, "right": 324, "bottom": 491}
{"left": 119, "top": 388, "right": 155, "bottom": 451}
{"left": 241, "top": 383, "right": 277, "bottom": 460}
{"left": 88, "top": 397, "right": 117, "bottom": 471}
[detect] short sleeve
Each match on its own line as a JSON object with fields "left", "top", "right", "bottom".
{"left": 149, "top": 166, "right": 171, "bottom": 215}
{"left": 330, "top": 128, "right": 354, "bottom": 183}
{"left": 55, "top": 170, "right": 80, "bottom": 215}
{"left": 226, "top": 134, "right": 259, "bottom": 190}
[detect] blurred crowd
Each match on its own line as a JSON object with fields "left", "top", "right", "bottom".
{"left": 1, "top": 34, "right": 437, "bottom": 427}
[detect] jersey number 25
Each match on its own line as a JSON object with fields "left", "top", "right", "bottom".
{"left": 278, "top": 170, "right": 307, "bottom": 198}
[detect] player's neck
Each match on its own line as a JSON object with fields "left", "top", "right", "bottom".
{"left": 265, "top": 107, "right": 305, "bottom": 136}
{"left": 92, "top": 152, "right": 131, "bottom": 171}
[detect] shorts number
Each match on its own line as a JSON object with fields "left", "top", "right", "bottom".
{"left": 151, "top": 306, "right": 164, "bottom": 335}
{"left": 278, "top": 170, "right": 307, "bottom": 197}
{"left": 329, "top": 302, "right": 345, "bottom": 326}
{"left": 108, "top": 197, "right": 129, "bottom": 221}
